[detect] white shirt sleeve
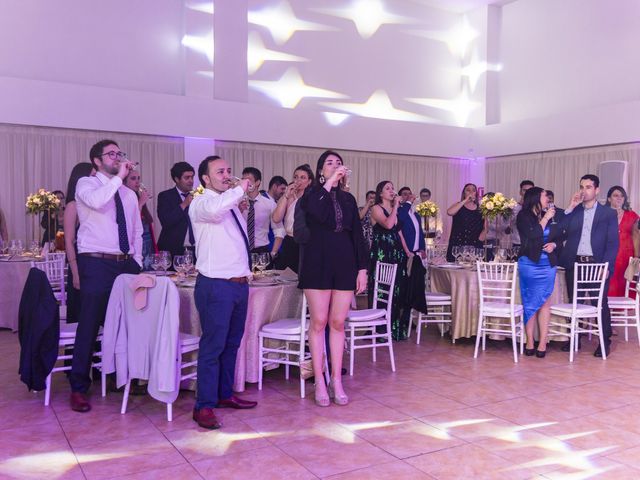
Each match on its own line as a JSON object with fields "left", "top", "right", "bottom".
{"left": 189, "top": 186, "right": 244, "bottom": 224}
{"left": 76, "top": 175, "right": 123, "bottom": 210}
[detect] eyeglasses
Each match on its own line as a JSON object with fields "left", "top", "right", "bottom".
{"left": 100, "top": 151, "right": 128, "bottom": 160}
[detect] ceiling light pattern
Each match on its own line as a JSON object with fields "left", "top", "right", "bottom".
{"left": 249, "top": 68, "right": 347, "bottom": 108}
{"left": 182, "top": 32, "right": 214, "bottom": 64}
{"left": 321, "top": 90, "right": 435, "bottom": 123}
{"left": 247, "top": 31, "right": 308, "bottom": 75}
{"left": 185, "top": 1, "right": 214, "bottom": 15}
{"left": 315, "top": 0, "right": 414, "bottom": 39}
{"left": 461, "top": 52, "right": 503, "bottom": 92}
{"left": 248, "top": 0, "right": 333, "bottom": 45}
{"left": 323, "top": 112, "right": 351, "bottom": 126}
{"left": 407, "top": 90, "right": 480, "bottom": 127}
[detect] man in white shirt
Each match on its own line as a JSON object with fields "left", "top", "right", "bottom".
{"left": 241, "top": 167, "right": 284, "bottom": 256}
{"left": 189, "top": 155, "right": 258, "bottom": 430}
{"left": 69, "top": 139, "right": 142, "bottom": 413}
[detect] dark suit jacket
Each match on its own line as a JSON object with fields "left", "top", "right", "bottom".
{"left": 157, "top": 187, "right": 192, "bottom": 257}
{"left": 516, "top": 210, "right": 564, "bottom": 266}
{"left": 398, "top": 203, "right": 425, "bottom": 252}
{"left": 557, "top": 203, "right": 619, "bottom": 272}
{"left": 19, "top": 268, "right": 60, "bottom": 391}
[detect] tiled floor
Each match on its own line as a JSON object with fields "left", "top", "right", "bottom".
{"left": 2, "top": 328, "right": 640, "bottom": 479}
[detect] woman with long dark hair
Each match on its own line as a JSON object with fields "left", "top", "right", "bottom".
{"left": 272, "top": 164, "right": 314, "bottom": 272}
{"left": 368, "top": 180, "right": 412, "bottom": 340}
{"left": 517, "top": 187, "right": 561, "bottom": 358}
{"left": 124, "top": 170, "right": 157, "bottom": 269}
{"left": 298, "top": 150, "right": 367, "bottom": 407}
{"left": 446, "top": 183, "right": 485, "bottom": 262}
{"left": 64, "top": 162, "right": 95, "bottom": 322}
{"left": 606, "top": 186, "right": 640, "bottom": 296}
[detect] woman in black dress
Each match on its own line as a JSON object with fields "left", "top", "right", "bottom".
{"left": 298, "top": 150, "right": 368, "bottom": 407}
{"left": 446, "top": 183, "right": 486, "bottom": 262}
{"left": 368, "top": 181, "right": 412, "bottom": 340}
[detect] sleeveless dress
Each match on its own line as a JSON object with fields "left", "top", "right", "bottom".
{"left": 518, "top": 227, "right": 556, "bottom": 323}
{"left": 608, "top": 210, "right": 639, "bottom": 296}
{"left": 446, "top": 205, "right": 484, "bottom": 262}
{"left": 367, "top": 207, "right": 408, "bottom": 340}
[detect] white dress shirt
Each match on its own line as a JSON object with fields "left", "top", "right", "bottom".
{"left": 242, "top": 193, "right": 285, "bottom": 248}
{"left": 284, "top": 197, "right": 299, "bottom": 237}
{"left": 76, "top": 172, "right": 143, "bottom": 266}
{"left": 189, "top": 186, "right": 252, "bottom": 279}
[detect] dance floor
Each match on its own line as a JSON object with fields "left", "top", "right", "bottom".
{"left": 2, "top": 328, "right": 640, "bottom": 479}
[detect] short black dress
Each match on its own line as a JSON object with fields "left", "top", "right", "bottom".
{"left": 298, "top": 186, "right": 368, "bottom": 291}
{"left": 446, "top": 205, "right": 484, "bottom": 262}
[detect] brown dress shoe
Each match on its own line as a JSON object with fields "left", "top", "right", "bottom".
{"left": 193, "top": 407, "right": 221, "bottom": 429}
{"left": 217, "top": 395, "right": 258, "bottom": 409}
{"left": 70, "top": 392, "right": 91, "bottom": 413}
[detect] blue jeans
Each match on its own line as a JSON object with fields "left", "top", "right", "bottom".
{"left": 194, "top": 275, "right": 249, "bottom": 409}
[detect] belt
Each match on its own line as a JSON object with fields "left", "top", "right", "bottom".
{"left": 576, "top": 255, "right": 595, "bottom": 263}
{"left": 228, "top": 276, "right": 248, "bottom": 284}
{"left": 80, "top": 252, "right": 132, "bottom": 262}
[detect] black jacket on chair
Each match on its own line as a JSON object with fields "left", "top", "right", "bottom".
{"left": 18, "top": 268, "right": 60, "bottom": 391}
{"left": 516, "top": 210, "right": 564, "bottom": 266}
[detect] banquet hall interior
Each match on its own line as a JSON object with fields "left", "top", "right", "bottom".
{"left": 2, "top": 0, "right": 640, "bottom": 479}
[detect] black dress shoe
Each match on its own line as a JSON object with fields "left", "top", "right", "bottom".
{"left": 217, "top": 395, "right": 258, "bottom": 409}
{"left": 561, "top": 341, "right": 581, "bottom": 352}
{"left": 594, "top": 344, "right": 610, "bottom": 358}
{"left": 535, "top": 349, "right": 546, "bottom": 358}
{"left": 524, "top": 348, "right": 536, "bottom": 356}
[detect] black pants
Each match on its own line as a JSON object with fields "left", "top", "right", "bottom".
{"left": 565, "top": 259, "right": 612, "bottom": 343}
{"left": 69, "top": 255, "right": 140, "bottom": 393}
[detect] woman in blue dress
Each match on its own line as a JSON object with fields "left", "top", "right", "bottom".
{"left": 516, "top": 187, "right": 562, "bottom": 358}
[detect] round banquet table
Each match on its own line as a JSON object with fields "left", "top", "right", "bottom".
{"left": 0, "top": 255, "right": 38, "bottom": 331}
{"left": 177, "top": 279, "right": 302, "bottom": 393}
{"left": 429, "top": 264, "right": 570, "bottom": 341}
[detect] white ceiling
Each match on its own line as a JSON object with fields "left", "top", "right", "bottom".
{"left": 411, "top": 0, "right": 519, "bottom": 13}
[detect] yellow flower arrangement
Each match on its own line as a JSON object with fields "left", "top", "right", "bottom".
{"left": 415, "top": 200, "right": 439, "bottom": 218}
{"left": 480, "top": 192, "right": 517, "bottom": 220}
{"left": 25, "top": 188, "right": 61, "bottom": 214}
{"left": 191, "top": 185, "right": 205, "bottom": 196}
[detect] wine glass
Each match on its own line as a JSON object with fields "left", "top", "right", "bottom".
{"left": 173, "top": 255, "right": 185, "bottom": 282}
{"left": 183, "top": 250, "right": 194, "bottom": 275}
{"left": 29, "top": 240, "right": 41, "bottom": 257}
{"left": 548, "top": 202, "right": 557, "bottom": 225}
{"left": 451, "top": 246, "right": 460, "bottom": 264}
{"left": 151, "top": 253, "right": 163, "bottom": 273}
{"left": 257, "top": 253, "right": 270, "bottom": 273}
{"left": 159, "top": 251, "right": 172, "bottom": 275}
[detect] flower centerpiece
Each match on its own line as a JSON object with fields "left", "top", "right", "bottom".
{"left": 26, "top": 188, "right": 62, "bottom": 246}
{"left": 479, "top": 192, "right": 517, "bottom": 220}
{"left": 415, "top": 200, "right": 439, "bottom": 218}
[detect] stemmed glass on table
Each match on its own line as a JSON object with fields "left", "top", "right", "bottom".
{"left": 251, "top": 252, "right": 271, "bottom": 276}
{"left": 173, "top": 255, "right": 185, "bottom": 283}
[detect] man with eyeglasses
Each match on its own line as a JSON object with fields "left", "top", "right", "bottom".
{"left": 157, "top": 162, "right": 196, "bottom": 260}
{"left": 69, "top": 139, "right": 142, "bottom": 412}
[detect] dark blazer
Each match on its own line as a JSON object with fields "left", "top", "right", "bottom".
{"left": 557, "top": 203, "right": 619, "bottom": 272}
{"left": 157, "top": 187, "right": 193, "bottom": 257}
{"left": 516, "top": 210, "right": 564, "bottom": 266}
{"left": 19, "top": 268, "right": 60, "bottom": 392}
{"left": 398, "top": 202, "right": 426, "bottom": 252}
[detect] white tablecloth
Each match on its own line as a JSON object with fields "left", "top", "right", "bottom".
{"left": 0, "top": 256, "right": 36, "bottom": 331}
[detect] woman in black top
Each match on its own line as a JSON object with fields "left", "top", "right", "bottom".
{"left": 299, "top": 150, "right": 368, "bottom": 407}
{"left": 446, "top": 183, "right": 485, "bottom": 262}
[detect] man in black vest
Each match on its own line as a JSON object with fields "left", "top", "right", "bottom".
{"left": 157, "top": 162, "right": 196, "bottom": 258}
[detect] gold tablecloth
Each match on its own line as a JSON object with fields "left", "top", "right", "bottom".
{"left": 430, "top": 265, "right": 569, "bottom": 340}
{"left": 0, "top": 257, "right": 36, "bottom": 331}
{"left": 178, "top": 280, "right": 302, "bottom": 392}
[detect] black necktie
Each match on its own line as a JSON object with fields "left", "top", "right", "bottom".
{"left": 231, "top": 209, "right": 252, "bottom": 270}
{"left": 114, "top": 191, "right": 129, "bottom": 254}
{"left": 247, "top": 199, "right": 256, "bottom": 250}
{"left": 181, "top": 192, "right": 195, "bottom": 245}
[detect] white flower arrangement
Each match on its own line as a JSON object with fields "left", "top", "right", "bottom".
{"left": 479, "top": 192, "right": 517, "bottom": 220}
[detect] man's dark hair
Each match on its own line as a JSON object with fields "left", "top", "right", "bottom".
{"left": 398, "top": 186, "right": 411, "bottom": 196}
{"left": 242, "top": 167, "right": 262, "bottom": 183}
{"left": 580, "top": 174, "right": 600, "bottom": 188}
{"left": 171, "top": 162, "right": 195, "bottom": 183}
{"left": 198, "top": 156, "right": 221, "bottom": 186}
{"left": 420, "top": 188, "right": 431, "bottom": 196}
{"left": 366, "top": 190, "right": 376, "bottom": 197}
{"left": 520, "top": 180, "right": 535, "bottom": 189}
{"left": 268, "top": 176, "right": 287, "bottom": 190}
{"left": 89, "top": 139, "right": 119, "bottom": 169}
{"left": 545, "top": 190, "right": 555, "bottom": 199}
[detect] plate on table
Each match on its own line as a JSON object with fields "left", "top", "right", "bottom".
{"left": 250, "top": 276, "right": 280, "bottom": 286}
{"left": 146, "top": 270, "right": 171, "bottom": 276}
{"left": 436, "top": 263, "right": 465, "bottom": 269}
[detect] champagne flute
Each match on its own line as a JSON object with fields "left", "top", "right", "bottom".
{"left": 343, "top": 167, "right": 353, "bottom": 189}
{"left": 548, "top": 202, "right": 557, "bottom": 225}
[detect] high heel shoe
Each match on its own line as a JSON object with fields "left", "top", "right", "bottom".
{"left": 524, "top": 348, "right": 535, "bottom": 356}
{"left": 535, "top": 349, "right": 546, "bottom": 358}
{"left": 314, "top": 384, "right": 330, "bottom": 407}
{"left": 328, "top": 382, "right": 349, "bottom": 406}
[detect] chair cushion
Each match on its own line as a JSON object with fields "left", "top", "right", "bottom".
{"left": 608, "top": 296, "right": 636, "bottom": 307}
{"left": 482, "top": 302, "right": 523, "bottom": 316}
{"left": 550, "top": 303, "right": 598, "bottom": 315}
{"left": 59, "top": 322, "right": 78, "bottom": 338}
{"left": 179, "top": 332, "right": 200, "bottom": 346}
{"left": 261, "top": 318, "right": 304, "bottom": 335}
{"left": 347, "top": 309, "right": 386, "bottom": 321}
{"left": 426, "top": 292, "right": 452, "bottom": 302}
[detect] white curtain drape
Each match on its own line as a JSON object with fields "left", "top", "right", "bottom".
{"left": 0, "top": 124, "right": 184, "bottom": 242}
{"left": 485, "top": 143, "right": 640, "bottom": 209}
{"left": 215, "top": 141, "right": 472, "bottom": 240}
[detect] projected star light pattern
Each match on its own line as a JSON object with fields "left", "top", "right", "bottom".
{"left": 249, "top": 68, "right": 348, "bottom": 108}
{"left": 185, "top": 1, "right": 214, "bottom": 15}
{"left": 247, "top": 31, "right": 308, "bottom": 75}
{"left": 315, "top": 0, "right": 416, "bottom": 39}
{"left": 407, "top": 89, "right": 480, "bottom": 127}
{"left": 321, "top": 90, "right": 436, "bottom": 124}
{"left": 248, "top": 0, "right": 334, "bottom": 45}
{"left": 182, "top": 32, "right": 214, "bottom": 64}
